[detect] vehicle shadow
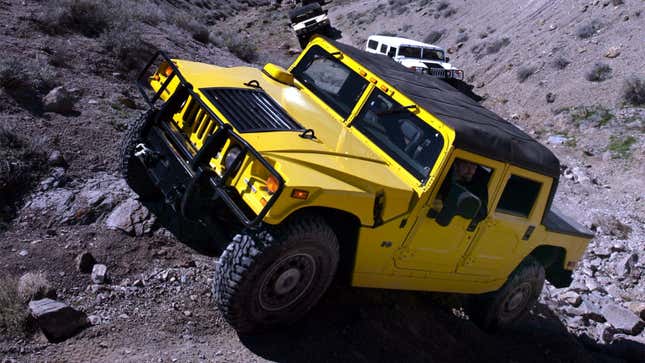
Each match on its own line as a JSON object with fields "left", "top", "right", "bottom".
{"left": 239, "top": 286, "right": 636, "bottom": 363}
{"left": 141, "top": 197, "right": 229, "bottom": 257}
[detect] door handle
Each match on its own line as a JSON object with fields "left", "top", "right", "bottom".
{"left": 522, "top": 226, "right": 536, "bottom": 241}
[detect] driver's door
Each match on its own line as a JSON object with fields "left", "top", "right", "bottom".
{"left": 395, "top": 154, "right": 505, "bottom": 273}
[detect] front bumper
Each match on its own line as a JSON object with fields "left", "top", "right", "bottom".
{"left": 134, "top": 51, "right": 285, "bottom": 227}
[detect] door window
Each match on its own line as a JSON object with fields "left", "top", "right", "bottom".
{"left": 496, "top": 175, "right": 542, "bottom": 218}
{"left": 380, "top": 44, "right": 388, "bottom": 53}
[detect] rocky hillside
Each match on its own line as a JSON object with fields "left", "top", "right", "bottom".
{"left": 1, "top": 0, "right": 644, "bottom": 361}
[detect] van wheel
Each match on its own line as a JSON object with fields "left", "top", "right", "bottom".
{"left": 467, "top": 256, "right": 545, "bottom": 332}
{"left": 120, "top": 110, "right": 159, "bottom": 199}
{"left": 213, "top": 215, "right": 339, "bottom": 333}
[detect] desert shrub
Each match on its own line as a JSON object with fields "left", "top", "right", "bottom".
{"left": 223, "top": 34, "right": 258, "bottom": 63}
{"left": 18, "top": 272, "right": 53, "bottom": 303}
{"left": 101, "top": 23, "right": 152, "bottom": 70}
{"left": 622, "top": 76, "right": 645, "bottom": 105}
{"left": 485, "top": 37, "right": 510, "bottom": 54}
{"left": 552, "top": 56, "right": 570, "bottom": 70}
{"left": 585, "top": 62, "right": 612, "bottom": 82}
{"left": 456, "top": 33, "right": 469, "bottom": 43}
{"left": 424, "top": 30, "right": 445, "bottom": 44}
{"left": 36, "top": 0, "right": 166, "bottom": 37}
{"left": 570, "top": 106, "right": 614, "bottom": 127}
{"left": 170, "top": 12, "right": 210, "bottom": 43}
{"left": 437, "top": 1, "right": 450, "bottom": 11}
{"left": 0, "top": 276, "right": 28, "bottom": 336}
{"left": 576, "top": 19, "right": 602, "bottom": 39}
{"left": 443, "top": 7, "right": 457, "bottom": 17}
{"left": 517, "top": 65, "right": 537, "bottom": 83}
{"left": 0, "top": 58, "right": 30, "bottom": 90}
{"left": 0, "top": 127, "right": 47, "bottom": 228}
{"left": 612, "top": 0, "right": 624, "bottom": 5}
{"left": 377, "top": 30, "right": 398, "bottom": 37}
{"left": 608, "top": 135, "right": 636, "bottom": 159}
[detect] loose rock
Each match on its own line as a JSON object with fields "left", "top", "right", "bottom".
{"left": 601, "top": 304, "right": 644, "bottom": 335}
{"left": 604, "top": 46, "right": 621, "bottom": 58}
{"left": 91, "top": 264, "right": 108, "bottom": 284}
{"left": 28, "top": 299, "right": 89, "bottom": 342}
{"left": 43, "top": 86, "right": 80, "bottom": 114}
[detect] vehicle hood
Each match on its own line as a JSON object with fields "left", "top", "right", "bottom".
{"left": 179, "top": 63, "right": 416, "bottom": 222}
{"left": 292, "top": 14, "right": 328, "bottom": 31}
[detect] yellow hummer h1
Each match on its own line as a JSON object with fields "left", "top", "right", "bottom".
{"left": 123, "top": 36, "right": 593, "bottom": 333}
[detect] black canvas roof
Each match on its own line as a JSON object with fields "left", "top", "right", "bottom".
{"left": 330, "top": 39, "right": 561, "bottom": 178}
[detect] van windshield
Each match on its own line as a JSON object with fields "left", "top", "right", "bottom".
{"left": 398, "top": 46, "right": 422, "bottom": 58}
{"left": 421, "top": 48, "right": 444, "bottom": 61}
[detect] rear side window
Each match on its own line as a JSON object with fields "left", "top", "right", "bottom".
{"left": 380, "top": 44, "right": 388, "bottom": 53}
{"left": 496, "top": 175, "right": 542, "bottom": 218}
{"left": 367, "top": 40, "right": 378, "bottom": 50}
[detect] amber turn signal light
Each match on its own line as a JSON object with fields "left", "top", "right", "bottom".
{"left": 266, "top": 175, "right": 279, "bottom": 194}
{"left": 164, "top": 66, "right": 173, "bottom": 77}
{"left": 291, "top": 189, "right": 309, "bottom": 200}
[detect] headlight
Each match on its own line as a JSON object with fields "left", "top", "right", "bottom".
{"left": 224, "top": 146, "right": 242, "bottom": 172}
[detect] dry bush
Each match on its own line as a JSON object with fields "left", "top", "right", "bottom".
{"left": 0, "top": 127, "right": 47, "bottom": 228}
{"left": 486, "top": 37, "right": 510, "bottom": 54}
{"left": 585, "top": 62, "right": 612, "bottom": 82}
{"left": 18, "top": 272, "right": 54, "bottom": 303}
{"left": 222, "top": 34, "right": 258, "bottom": 63}
{"left": 442, "top": 7, "right": 457, "bottom": 17}
{"left": 0, "top": 58, "right": 30, "bottom": 90}
{"left": 552, "top": 56, "right": 570, "bottom": 70}
{"left": 0, "top": 276, "right": 28, "bottom": 336}
{"left": 36, "top": 0, "right": 165, "bottom": 37}
{"left": 101, "top": 23, "right": 152, "bottom": 71}
{"left": 424, "top": 30, "right": 445, "bottom": 44}
{"left": 456, "top": 32, "right": 469, "bottom": 43}
{"left": 517, "top": 66, "right": 537, "bottom": 83}
{"left": 576, "top": 19, "right": 602, "bottom": 39}
{"left": 622, "top": 76, "right": 645, "bottom": 105}
{"left": 170, "top": 12, "right": 210, "bottom": 43}
{"left": 437, "top": 1, "right": 450, "bottom": 11}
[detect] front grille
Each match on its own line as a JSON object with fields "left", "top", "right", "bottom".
{"left": 304, "top": 19, "right": 317, "bottom": 26}
{"left": 200, "top": 88, "right": 303, "bottom": 133}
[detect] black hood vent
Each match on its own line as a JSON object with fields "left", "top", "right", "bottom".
{"left": 200, "top": 88, "right": 303, "bottom": 133}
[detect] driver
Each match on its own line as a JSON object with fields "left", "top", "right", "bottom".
{"left": 436, "top": 159, "right": 489, "bottom": 223}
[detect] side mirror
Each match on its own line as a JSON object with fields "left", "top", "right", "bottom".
{"left": 435, "top": 183, "right": 481, "bottom": 226}
{"left": 445, "top": 57, "right": 450, "bottom": 62}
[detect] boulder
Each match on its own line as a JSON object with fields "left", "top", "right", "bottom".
{"left": 559, "top": 291, "right": 582, "bottom": 307}
{"left": 591, "top": 215, "right": 632, "bottom": 239}
{"left": 28, "top": 299, "right": 88, "bottom": 342}
{"left": 626, "top": 302, "right": 645, "bottom": 320}
{"left": 615, "top": 253, "right": 638, "bottom": 278}
{"left": 91, "top": 264, "right": 108, "bottom": 284}
{"left": 43, "top": 86, "right": 81, "bottom": 114}
{"left": 105, "top": 199, "right": 155, "bottom": 236}
{"left": 601, "top": 304, "right": 644, "bottom": 335}
{"left": 75, "top": 251, "right": 96, "bottom": 273}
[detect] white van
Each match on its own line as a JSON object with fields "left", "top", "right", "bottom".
{"left": 365, "top": 35, "right": 464, "bottom": 79}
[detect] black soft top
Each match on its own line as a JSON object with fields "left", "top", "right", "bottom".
{"left": 330, "top": 39, "right": 561, "bottom": 178}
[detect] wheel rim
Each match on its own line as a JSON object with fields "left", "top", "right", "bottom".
{"left": 258, "top": 253, "right": 317, "bottom": 312}
{"left": 499, "top": 282, "right": 532, "bottom": 321}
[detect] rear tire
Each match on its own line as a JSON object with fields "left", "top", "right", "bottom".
{"left": 213, "top": 215, "right": 339, "bottom": 333}
{"left": 120, "top": 110, "right": 159, "bottom": 199}
{"left": 467, "top": 256, "right": 545, "bottom": 332}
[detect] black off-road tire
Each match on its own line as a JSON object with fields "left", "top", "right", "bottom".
{"left": 213, "top": 215, "right": 339, "bottom": 333}
{"left": 467, "top": 256, "right": 545, "bottom": 332}
{"left": 120, "top": 110, "right": 159, "bottom": 199}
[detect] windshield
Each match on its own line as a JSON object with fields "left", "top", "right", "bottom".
{"left": 352, "top": 90, "right": 444, "bottom": 182}
{"left": 421, "top": 48, "right": 444, "bottom": 61}
{"left": 398, "top": 46, "right": 422, "bottom": 58}
{"left": 292, "top": 45, "right": 368, "bottom": 119}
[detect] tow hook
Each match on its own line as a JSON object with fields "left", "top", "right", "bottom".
{"left": 134, "top": 143, "right": 157, "bottom": 166}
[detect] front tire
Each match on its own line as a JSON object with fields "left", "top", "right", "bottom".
{"left": 120, "top": 110, "right": 159, "bottom": 199}
{"left": 467, "top": 256, "right": 545, "bottom": 332}
{"left": 213, "top": 215, "right": 339, "bottom": 333}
